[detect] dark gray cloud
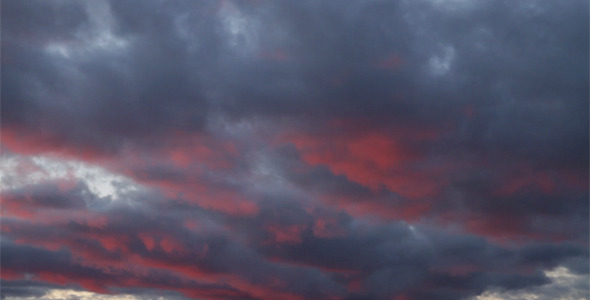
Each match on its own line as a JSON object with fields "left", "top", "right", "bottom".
{"left": 2, "top": 180, "right": 588, "bottom": 299}
{"left": 3, "top": 0, "right": 587, "bottom": 173}
{"left": 2, "top": 0, "right": 588, "bottom": 299}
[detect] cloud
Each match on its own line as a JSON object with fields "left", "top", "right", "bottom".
{"left": 1, "top": 0, "right": 588, "bottom": 299}
{"left": 2, "top": 179, "right": 587, "bottom": 299}
{"left": 472, "top": 267, "right": 589, "bottom": 300}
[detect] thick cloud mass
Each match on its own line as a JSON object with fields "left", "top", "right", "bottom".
{"left": 1, "top": 0, "right": 588, "bottom": 299}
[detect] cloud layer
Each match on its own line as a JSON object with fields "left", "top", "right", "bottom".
{"left": 2, "top": 0, "right": 588, "bottom": 299}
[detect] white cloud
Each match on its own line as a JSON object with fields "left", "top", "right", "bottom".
{"left": 473, "top": 266, "right": 590, "bottom": 300}
{"left": 3, "top": 289, "right": 159, "bottom": 300}
{"left": 1, "top": 154, "right": 141, "bottom": 201}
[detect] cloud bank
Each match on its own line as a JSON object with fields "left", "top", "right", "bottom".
{"left": 2, "top": 0, "right": 588, "bottom": 299}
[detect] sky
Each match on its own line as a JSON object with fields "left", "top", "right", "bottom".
{"left": 1, "top": 0, "right": 588, "bottom": 299}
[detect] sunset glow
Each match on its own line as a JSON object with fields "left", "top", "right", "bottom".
{"left": 2, "top": 0, "right": 588, "bottom": 299}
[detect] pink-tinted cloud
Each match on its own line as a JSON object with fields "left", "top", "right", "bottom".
{"left": 2, "top": 0, "right": 588, "bottom": 299}
{"left": 283, "top": 123, "right": 444, "bottom": 199}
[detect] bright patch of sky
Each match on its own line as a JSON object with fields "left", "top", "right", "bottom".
{"left": 1, "top": 155, "right": 141, "bottom": 201}
{"left": 473, "top": 266, "right": 589, "bottom": 300}
{"left": 3, "top": 289, "right": 171, "bottom": 300}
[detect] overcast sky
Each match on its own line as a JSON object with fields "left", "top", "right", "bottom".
{"left": 1, "top": 0, "right": 589, "bottom": 299}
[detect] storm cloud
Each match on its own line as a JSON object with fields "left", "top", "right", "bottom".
{"left": 1, "top": 0, "right": 588, "bottom": 299}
